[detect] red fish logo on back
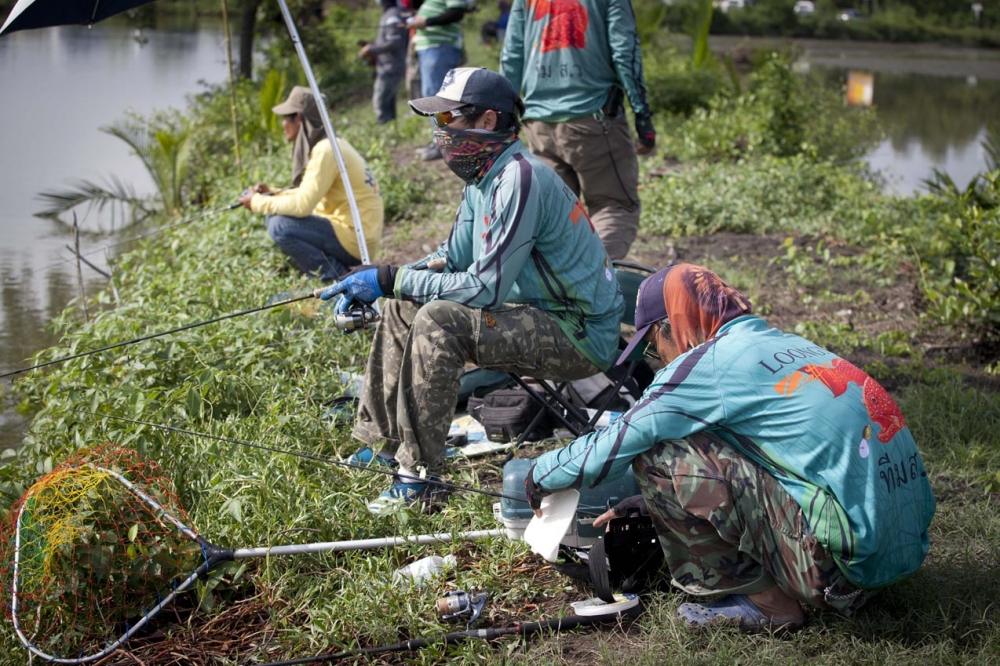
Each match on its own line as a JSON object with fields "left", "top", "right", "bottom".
{"left": 529, "top": 0, "right": 588, "bottom": 52}
{"left": 801, "top": 359, "right": 905, "bottom": 443}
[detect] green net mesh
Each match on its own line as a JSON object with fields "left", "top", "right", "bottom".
{"left": 0, "top": 446, "right": 203, "bottom": 659}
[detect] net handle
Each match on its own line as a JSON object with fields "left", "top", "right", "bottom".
{"left": 9, "top": 463, "right": 505, "bottom": 663}
{"left": 233, "top": 529, "right": 504, "bottom": 559}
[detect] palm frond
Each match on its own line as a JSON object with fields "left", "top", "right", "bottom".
{"left": 259, "top": 69, "right": 287, "bottom": 136}
{"left": 983, "top": 124, "right": 999, "bottom": 172}
{"left": 35, "top": 175, "right": 152, "bottom": 231}
{"left": 101, "top": 120, "right": 156, "bottom": 177}
{"left": 923, "top": 168, "right": 960, "bottom": 198}
{"left": 152, "top": 124, "right": 193, "bottom": 214}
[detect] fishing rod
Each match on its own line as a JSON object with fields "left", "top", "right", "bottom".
{"left": 0, "top": 290, "right": 313, "bottom": 380}
{"left": 257, "top": 607, "right": 641, "bottom": 666}
{"left": 102, "top": 414, "right": 608, "bottom": 520}
{"left": 2, "top": 291, "right": 380, "bottom": 380}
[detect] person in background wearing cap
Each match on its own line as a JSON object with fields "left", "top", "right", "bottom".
{"left": 500, "top": 0, "right": 655, "bottom": 260}
{"left": 525, "top": 263, "right": 935, "bottom": 632}
{"left": 239, "top": 86, "right": 384, "bottom": 282}
{"left": 407, "top": 0, "right": 470, "bottom": 160}
{"left": 318, "top": 67, "right": 624, "bottom": 515}
{"left": 359, "top": 0, "right": 409, "bottom": 124}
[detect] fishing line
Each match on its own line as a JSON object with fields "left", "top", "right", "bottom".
{"left": 101, "top": 413, "right": 606, "bottom": 518}
{"left": 101, "top": 414, "right": 527, "bottom": 506}
{"left": 37, "top": 202, "right": 240, "bottom": 275}
{"left": 0, "top": 291, "right": 314, "bottom": 379}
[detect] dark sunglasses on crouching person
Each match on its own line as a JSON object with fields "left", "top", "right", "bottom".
{"left": 642, "top": 318, "right": 672, "bottom": 361}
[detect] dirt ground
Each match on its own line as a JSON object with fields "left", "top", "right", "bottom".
{"left": 378, "top": 148, "right": 995, "bottom": 374}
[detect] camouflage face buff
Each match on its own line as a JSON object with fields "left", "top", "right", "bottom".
{"left": 432, "top": 126, "right": 515, "bottom": 183}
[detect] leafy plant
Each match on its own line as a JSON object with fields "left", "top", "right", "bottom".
{"left": 37, "top": 113, "right": 193, "bottom": 227}
{"left": 691, "top": 0, "right": 714, "bottom": 69}
{"left": 257, "top": 68, "right": 288, "bottom": 139}
{"left": 662, "top": 51, "right": 880, "bottom": 163}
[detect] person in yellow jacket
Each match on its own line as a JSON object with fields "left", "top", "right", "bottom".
{"left": 240, "top": 86, "right": 384, "bottom": 282}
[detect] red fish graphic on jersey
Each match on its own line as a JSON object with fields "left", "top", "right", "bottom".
{"left": 801, "top": 359, "right": 905, "bottom": 443}
{"left": 529, "top": 0, "right": 588, "bottom": 52}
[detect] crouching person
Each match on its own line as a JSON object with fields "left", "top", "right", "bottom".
{"left": 240, "top": 86, "right": 384, "bottom": 282}
{"left": 526, "top": 263, "right": 935, "bottom": 631}
{"left": 320, "top": 68, "right": 624, "bottom": 515}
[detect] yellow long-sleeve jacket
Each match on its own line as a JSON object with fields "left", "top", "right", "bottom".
{"left": 250, "top": 138, "right": 383, "bottom": 260}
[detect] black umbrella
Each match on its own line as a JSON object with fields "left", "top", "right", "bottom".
{"left": 0, "top": 0, "right": 154, "bottom": 36}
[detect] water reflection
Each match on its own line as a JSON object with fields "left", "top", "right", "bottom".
{"left": 0, "top": 260, "right": 105, "bottom": 450}
{"left": 714, "top": 37, "right": 1000, "bottom": 195}
{"left": 875, "top": 72, "right": 998, "bottom": 160}
{"left": 0, "top": 20, "right": 230, "bottom": 450}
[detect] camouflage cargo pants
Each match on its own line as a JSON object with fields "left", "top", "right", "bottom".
{"left": 353, "top": 300, "right": 598, "bottom": 473}
{"left": 634, "top": 432, "right": 869, "bottom": 613}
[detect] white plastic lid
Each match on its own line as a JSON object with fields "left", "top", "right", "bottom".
{"left": 524, "top": 489, "right": 580, "bottom": 562}
{"left": 570, "top": 593, "right": 640, "bottom": 617}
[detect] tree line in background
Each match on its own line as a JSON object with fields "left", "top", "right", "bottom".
{"left": 662, "top": 0, "right": 1000, "bottom": 46}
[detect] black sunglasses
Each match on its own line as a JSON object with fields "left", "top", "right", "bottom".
{"left": 642, "top": 317, "right": 671, "bottom": 361}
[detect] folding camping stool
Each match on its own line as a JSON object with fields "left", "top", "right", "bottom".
{"left": 499, "top": 260, "right": 656, "bottom": 445}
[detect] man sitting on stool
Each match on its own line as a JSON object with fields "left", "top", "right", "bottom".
{"left": 320, "top": 67, "right": 624, "bottom": 515}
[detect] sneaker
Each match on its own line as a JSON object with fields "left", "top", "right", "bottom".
{"left": 323, "top": 396, "right": 358, "bottom": 425}
{"left": 367, "top": 473, "right": 431, "bottom": 515}
{"left": 676, "top": 595, "right": 803, "bottom": 633}
{"left": 417, "top": 144, "right": 442, "bottom": 161}
{"left": 345, "top": 446, "right": 397, "bottom": 468}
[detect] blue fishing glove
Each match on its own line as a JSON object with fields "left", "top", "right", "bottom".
{"left": 319, "top": 264, "right": 397, "bottom": 314}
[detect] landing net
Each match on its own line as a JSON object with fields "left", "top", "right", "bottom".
{"left": 0, "top": 446, "right": 202, "bottom": 660}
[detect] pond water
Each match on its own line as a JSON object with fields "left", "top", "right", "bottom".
{"left": 0, "top": 21, "right": 233, "bottom": 450}
{"left": 711, "top": 36, "right": 1000, "bottom": 195}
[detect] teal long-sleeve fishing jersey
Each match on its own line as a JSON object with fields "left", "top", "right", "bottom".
{"left": 532, "top": 315, "right": 936, "bottom": 589}
{"left": 500, "top": 0, "right": 651, "bottom": 122}
{"left": 394, "top": 140, "right": 624, "bottom": 370}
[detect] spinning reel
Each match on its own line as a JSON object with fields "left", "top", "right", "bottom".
{"left": 333, "top": 303, "right": 380, "bottom": 332}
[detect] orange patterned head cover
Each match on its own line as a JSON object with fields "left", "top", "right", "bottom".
{"left": 617, "top": 263, "right": 753, "bottom": 366}
{"left": 662, "top": 263, "right": 753, "bottom": 353}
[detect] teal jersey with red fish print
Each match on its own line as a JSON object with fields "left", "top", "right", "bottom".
{"left": 500, "top": 0, "right": 651, "bottom": 122}
{"left": 394, "top": 140, "right": 624, "bottom": 370}
{"left": 532, "top": 315, "right": 936, "bottom": 589}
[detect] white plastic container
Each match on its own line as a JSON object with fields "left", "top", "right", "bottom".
{"left": 393, "top": 554, "right": 457, "bottom": 587}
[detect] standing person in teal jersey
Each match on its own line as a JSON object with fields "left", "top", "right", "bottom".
{"left": 318, "top": 68, "right": 624, "bottom": 516}
{"left": 500, "top": 0, "right": 655, "bottom": 259}
{"left": 407, "top": 0, "right": 471, "bottom": 160}
{"left": 525, "top": 263, "right": 935, "bottom": 631}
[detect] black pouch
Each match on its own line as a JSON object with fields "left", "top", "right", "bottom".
{"left": 602, "top": 85, "right": 625, "bottom": 119}
{"left": 468, "top": 388, "right": 554, "bottom": 443}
